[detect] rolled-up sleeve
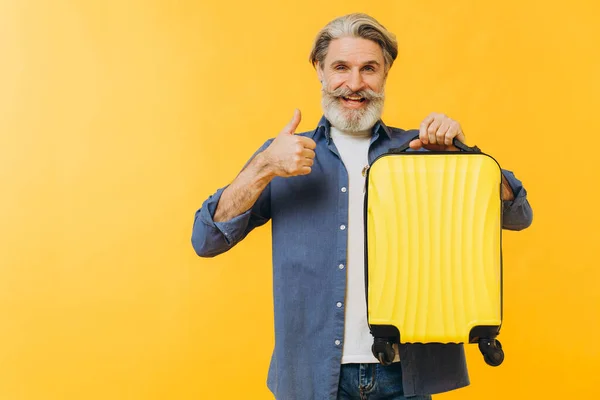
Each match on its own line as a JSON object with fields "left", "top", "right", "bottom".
{"left": 191, "top": 184, "right": 271, "bottom": 257}
{"left": 191, "top": 140, "right": 272, "bottom": 258}
{"left": 501, "top": 169, "right": 533, "bottom": 231}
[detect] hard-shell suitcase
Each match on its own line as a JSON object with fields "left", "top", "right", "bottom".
{"left": 364, "top": 136, "right": 505, "bottom": 367}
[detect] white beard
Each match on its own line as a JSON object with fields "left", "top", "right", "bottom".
{"left": 321, "top": 83, "right": 385, "bottom": 133}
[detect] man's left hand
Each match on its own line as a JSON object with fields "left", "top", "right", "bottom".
{"left": 409, "top": 112, "right": 466, "bottom": 151}
{"left": 410, "top": 112, "right": 515, "bottom": 200}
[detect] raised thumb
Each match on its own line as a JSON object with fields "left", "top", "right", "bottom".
{"left": 283, "top": 109, "right": 302, "bottom": 134}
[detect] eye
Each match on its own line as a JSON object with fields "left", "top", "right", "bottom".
{"left": 362, "top": 65, "right": 375, "bottom": 72}
{"left": 334, "top": 65, "right": 347, "bottom": 71}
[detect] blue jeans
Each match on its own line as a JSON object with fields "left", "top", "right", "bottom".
{"left": 337, "top": 363, "right": 432, "bottom": 400}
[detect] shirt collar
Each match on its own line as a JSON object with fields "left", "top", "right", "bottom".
{"left": 312, "top": 115, "right": 393, "bottom": 141}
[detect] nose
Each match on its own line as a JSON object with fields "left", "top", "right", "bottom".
{"left": 346, "top": 68, "right": 364, "bottom": 93}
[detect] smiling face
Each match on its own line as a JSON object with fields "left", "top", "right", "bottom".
{"left": 317, "top": 36, "right": 387, "bottom": 132}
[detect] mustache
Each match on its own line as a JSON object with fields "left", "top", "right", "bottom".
{"left": 323, "top": 86, "right": 385, "bottom": 101}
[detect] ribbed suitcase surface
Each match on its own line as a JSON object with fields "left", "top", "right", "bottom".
{"left": 366, "top": 153, "right": 502, "bottom": 344}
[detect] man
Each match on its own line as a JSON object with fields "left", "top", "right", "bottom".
{"left": 192, "top": 13, "right": 533, "bottom": 400}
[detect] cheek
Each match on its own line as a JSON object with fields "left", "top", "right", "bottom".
{"left": 365, "top": 75, "right": 386, "bottom": 92}
{"left": 325, "top": 74, "right": 346, "bottom": 91}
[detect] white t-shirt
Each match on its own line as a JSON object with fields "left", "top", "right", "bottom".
{"left": 330, "top": 126, "right": 380, "bottom": 364}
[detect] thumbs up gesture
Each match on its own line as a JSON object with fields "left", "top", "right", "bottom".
{"left": 262, "top": 109, "right": 317, "bottom": 177}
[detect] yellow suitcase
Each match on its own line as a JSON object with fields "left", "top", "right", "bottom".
{"left": 364, "top": 137, "right": 505, "bottom": 366}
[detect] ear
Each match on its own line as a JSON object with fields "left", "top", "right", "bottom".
{"left": 316, "top": 62, "right": 324, "bottom": 83}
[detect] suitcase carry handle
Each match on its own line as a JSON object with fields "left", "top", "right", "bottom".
{"left": 388, "top": 134, "right": 481, "bottom": 154}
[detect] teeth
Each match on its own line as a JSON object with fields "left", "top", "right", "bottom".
{"left": 345, "top": 96, "right": 363, "bottom": 101}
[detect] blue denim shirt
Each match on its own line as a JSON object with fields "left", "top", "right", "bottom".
{"left": 191, "top": 117, "right": 533, "bottom": 399}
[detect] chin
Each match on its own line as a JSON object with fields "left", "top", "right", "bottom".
{"left": 323, "top": 98, "right": 383, "bottom": 133}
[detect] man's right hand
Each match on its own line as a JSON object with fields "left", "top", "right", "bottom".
{"left": 261, "top": 109, "right": 316, "bottom": 178}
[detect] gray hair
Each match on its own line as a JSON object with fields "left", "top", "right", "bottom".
{"left": 309, "top": 13, "right": 398, "bottom": 71}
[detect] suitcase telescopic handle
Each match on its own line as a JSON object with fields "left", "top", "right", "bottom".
{"left": 388, "top": 134, "right": 482, "bottom": 154}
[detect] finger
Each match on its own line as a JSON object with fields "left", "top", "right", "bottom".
{"left": 298, "top": 136, "right": 317, "bottom": 150}
{"left": 301, "top": 148, "right": 316, "bottom": 159}
{"left": 436, "top": 122, "right": 450, "bottom": 145}
{"left": 283, "top": 109, "right": 302, "bottom": 135}
{"left": 427, "top": 117, "right": 442, "bottom": 145}
{"left": 299, "top": 166, "right": 312, "bottom": 175}
{"left": 444, "top": 121, "right": 459, "bottom": 146}
{"left": 409, "top": 139, "right": 423, "bottom": 150}
{"left": 419, "top": 115, "right": 435, "bottom": 144}
{"left": 456, "top": 126, "right": 466, "bottom": 143}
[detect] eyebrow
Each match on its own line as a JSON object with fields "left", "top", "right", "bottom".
{"left": 330, "top": 60, "right": 381, "bottom": 67}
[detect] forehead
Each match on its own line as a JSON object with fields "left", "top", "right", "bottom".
{"left": 324, "top": 36, "right": 384, "bottom": 65}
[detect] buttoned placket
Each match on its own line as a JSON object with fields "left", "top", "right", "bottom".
{"left": 325, "top": 127, "right": 384, "bottom": 354}
{"left": 326, "top": 134, "right": 349, "bottom": 352}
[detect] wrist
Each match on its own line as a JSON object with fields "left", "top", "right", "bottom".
{"left": 253, "top": 152, "right": 277, "bottom": 182}
{"left": 501, "top": 175, "right": 515, "bottom": 201}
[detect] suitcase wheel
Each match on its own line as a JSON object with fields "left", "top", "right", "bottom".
{"left": 371, "top": 338, "right": 395, "bottom": 366}
{"left": 478, "top": 338, "right": 504, "bottom": 367}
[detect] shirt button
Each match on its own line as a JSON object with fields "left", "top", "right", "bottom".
{"left": 341, "top": 187, "right": 347, "bottom": 193}
{"left": 340, "top": 225, "right": 346, "bottom": 230}
{"left": 336, "top": 302, "right": 342, "bottom": 308}
{"left": 338, "top": 264, "right": 344, "bottom": 270}
{"left": 335, "top": 340, "right": 341, "bottom": 346}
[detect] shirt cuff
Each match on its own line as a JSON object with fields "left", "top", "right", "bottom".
{"left": 199, "top": 186, "right": 253, "bottom": 245}
{"left": 501, "top": 169, "right": 528, "bottom": 209}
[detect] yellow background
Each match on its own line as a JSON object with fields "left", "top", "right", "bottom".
{"left": 1, "top": 0, "right": 598, "bottom": 399}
